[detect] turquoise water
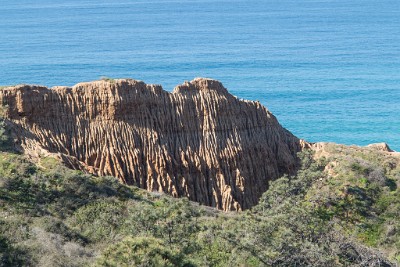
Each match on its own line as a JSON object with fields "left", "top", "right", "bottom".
{"left": 1, "top": 0, "right": 399, "bottom": 150}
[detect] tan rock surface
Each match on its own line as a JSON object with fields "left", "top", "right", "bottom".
{"left": 367, "top": 142, "right": 394, "bottom": 152}
{"left": 0, "top": 78, "right": 302, "bottom": 210}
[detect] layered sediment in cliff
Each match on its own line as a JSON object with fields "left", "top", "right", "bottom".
{"left": 0, "top": 78, "right": 302, "bottom": 210}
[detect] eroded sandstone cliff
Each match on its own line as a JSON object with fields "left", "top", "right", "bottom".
{"left": 0, "top": 78, "right": 302, "bottom": 210}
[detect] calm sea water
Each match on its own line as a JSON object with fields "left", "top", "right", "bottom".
{"left": 1, "top": 0, "right": 399, "bottom": 150}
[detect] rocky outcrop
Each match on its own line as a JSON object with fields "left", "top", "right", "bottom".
{"left": 367, "top": 143, "right": 394, "bottom": 152}
{"left": 0, "top": 78, "right": 302, "bottom": 210}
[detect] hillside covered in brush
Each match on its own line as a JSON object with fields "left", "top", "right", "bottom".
{"left": 1, "top": 136, "right": 399, "bottom": 266}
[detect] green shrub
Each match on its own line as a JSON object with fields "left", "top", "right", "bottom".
{"left": 95, "top": 236, "right": 194, "bottom": 267}
{"left": 100, "top": 76, "right": 116, "bottom": 83}
{"left": 69, "top": 199, "right": 126, "bottom": 242}
{"left": 0, "top": 236, "right": 29, "bottom": 267}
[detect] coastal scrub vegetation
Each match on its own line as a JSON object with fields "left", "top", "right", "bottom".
{"left": 100, "top": 76, "right": 116, "bottom": 83}
{"left": 0, "top": 128, "right": 399, "bottom": 266}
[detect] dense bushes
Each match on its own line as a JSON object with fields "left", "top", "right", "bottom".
{"left": 95, "top": 237, "right": 193, "bottom": 267}
{"left": 0, "top": 141, "right": 399, "bottom": 266}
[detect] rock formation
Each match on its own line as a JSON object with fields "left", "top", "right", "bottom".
{"left": 0, "top": 78, "right": 302, "bottom": 210}
{"left": 367, "top": 143, "right": 394, "bottom": 153}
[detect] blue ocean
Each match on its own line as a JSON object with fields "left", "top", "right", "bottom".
{"left": 1, "top": 0, "right": 399, "bottom": 150}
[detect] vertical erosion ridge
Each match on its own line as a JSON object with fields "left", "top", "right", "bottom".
{"left": 0, "top": 78, "right": 302, "bottom": 210}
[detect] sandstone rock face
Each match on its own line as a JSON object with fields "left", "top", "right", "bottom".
{"left": 0, "top": 78, "right": 302, "bottom": 210}
{"left": 367, "top": 143, "right": 394, "bottom": 152}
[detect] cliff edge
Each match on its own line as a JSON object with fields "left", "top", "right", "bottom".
{"left": 0, "top": 78, "right": 302, "bottom": 210}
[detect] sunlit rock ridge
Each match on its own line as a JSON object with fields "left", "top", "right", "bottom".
{"left": 0, "top": 78, "right": 303, "bottom": 210}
